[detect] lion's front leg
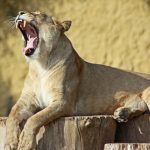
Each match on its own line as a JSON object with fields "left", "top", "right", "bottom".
{"left": 5, "top": 104, "right": 29, "bottom": 150}
{"left": 17, "top": 101, "right": 69, "bottom": 150}
{"left": 5, "top": 94, "right": 38, "bottom": 150}
{"left": 17, "top": 124, "right": 36, "bottom": 150}
{"left": 5, "top": 106, "right": 21, "bottom": 150}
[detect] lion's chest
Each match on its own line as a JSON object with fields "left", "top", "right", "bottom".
{"left": 31, "top": 65, "right": 64, "bottom": 108}
{"left": 34, "top": 78, "right": 52, "bottom": 108}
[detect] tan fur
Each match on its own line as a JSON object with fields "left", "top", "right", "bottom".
{"left": 5, "top": 11, "right": 150, "bottom": 150}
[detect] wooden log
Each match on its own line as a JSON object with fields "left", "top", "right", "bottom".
{"left": 37, "top": 116, "right": 116, "bottom": 150}
{"left": 0, "top": 116, "right": 116, "bottom": 150}
{"left": 115, "top": 114, "right": 150, "bottom": 143}
{"left": 104, "top": 143, "right": 150, "bottom": 150}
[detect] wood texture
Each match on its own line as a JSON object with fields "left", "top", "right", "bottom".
{"left": 104, "top": 143, "right": 150, "bottom": 150}
{"left": 115, "top": 114, "right": 150, "bottom": 143}
{"left": 37, "top": 116, "right": 116, "bottom": 150}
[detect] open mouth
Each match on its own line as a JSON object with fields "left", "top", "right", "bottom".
{"left": 16, "top": 19, "right": 39, "bottom": 56}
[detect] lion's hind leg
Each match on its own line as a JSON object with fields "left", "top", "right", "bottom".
{"left": 114, "top": 92, "right": 148, "bottom": 122}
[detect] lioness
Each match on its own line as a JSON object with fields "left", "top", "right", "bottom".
{"left": 5, "top": 11, "right": 150, "bottom": 150}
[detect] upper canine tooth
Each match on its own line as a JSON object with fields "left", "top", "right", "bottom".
{"left": 16, "top": 21, "right": 19, "bottom": 29}
{"left": 23, "top": 21, "right": 27, "bottom": 28}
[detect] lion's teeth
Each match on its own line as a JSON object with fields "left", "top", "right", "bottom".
{"left": 23, "top": 21, "right": 27, "bottom": 28}
{"left": 16, "top": 21, "right": 19, "bottom": 29}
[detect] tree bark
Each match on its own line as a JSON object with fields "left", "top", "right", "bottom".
{"left": 115, "top": 114, "right": 150, "bottom": 143}
{"left": 104, "top": 143, "right": 150, "bottom": 150}
{"left": 37, "top": 115, "right": 116, "bottom": 150}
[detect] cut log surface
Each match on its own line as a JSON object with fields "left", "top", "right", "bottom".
{"left": 104, "top": 143, "right": 150, "bottom": 150}
{"left": 115, "top": 114, "right": 150, "bottom": 143}
{"left": 37, "top": 115, "right": 116, "bottom": 150}
{"left": 0, "top": 116, "right": 116, "bottom": 150}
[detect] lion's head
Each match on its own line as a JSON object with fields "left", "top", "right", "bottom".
{"left": 15, "top": 11, "right": 71, "bottom": 59}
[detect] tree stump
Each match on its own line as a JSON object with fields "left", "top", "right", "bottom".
{"left": 0, "top": 116, "right": 116, "bottom": 150}
{"left": 115, "top": 114, "right": 150, "bottom": 142}
{"left": 37, "top": 116, "right": 116, "bottom": 150}
{"left": 104, "top": 143, "right": 150, "bottom": 150}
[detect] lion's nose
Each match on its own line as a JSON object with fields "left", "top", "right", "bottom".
{"left": 18, "top": 11, "right": 25, "bottom": 15}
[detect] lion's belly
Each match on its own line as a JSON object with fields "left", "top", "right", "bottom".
{"left": 75, "top": 94, "right": 114, "bottom": 115}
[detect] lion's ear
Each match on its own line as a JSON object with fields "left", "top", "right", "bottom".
{"left": 52, "top": 17, "right": 71, "bottom": 32}
{"left": 61, "top": 21, "right": 72, "bottom": 32}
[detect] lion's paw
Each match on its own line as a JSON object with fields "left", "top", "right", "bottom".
{"left": 17, "top": 130, "right": 36, "bottom": 150}
{"left": 5, "top": 133, "right": 19, "bottom": 150}
{"left": 5, "top": 144, "right": 17, "bottom": 150}
{"left": 113, "top": 107, "right": 131, "bottom": 122}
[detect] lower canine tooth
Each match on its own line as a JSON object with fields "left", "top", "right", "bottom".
{"left": 23, "top": 21, "right": 27, "bottom": 28}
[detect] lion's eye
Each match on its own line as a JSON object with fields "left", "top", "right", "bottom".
{"left": 31, "top": 20, "right": 36, "bottom": 26}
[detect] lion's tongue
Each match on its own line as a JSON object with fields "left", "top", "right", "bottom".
{"left": 23, "top": 36, "right": 37, "bottom": 54}
{"left": 22, "top": 25, "right": 37, "bottom": 54}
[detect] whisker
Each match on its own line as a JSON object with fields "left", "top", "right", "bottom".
{"left": 2, "top": 16, "right": 17, "bottom": 30}
{"left": 10, "top": 24, "right": 15, "bottom": 29}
